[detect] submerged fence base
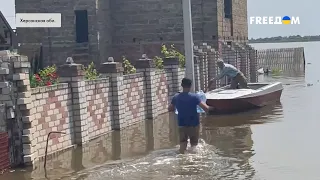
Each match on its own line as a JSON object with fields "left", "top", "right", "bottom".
{"left": 0, "top": 43, "right": 306, "bottom": 169}
{"left": 256, "top": 47, "right": 305, "bottom": 71}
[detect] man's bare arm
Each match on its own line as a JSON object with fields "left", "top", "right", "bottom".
{"left": 198, "top": 102, "right": 211, "bottom": 112}
{"left": 168, "top": 104, "right": 175, "bottom": 112}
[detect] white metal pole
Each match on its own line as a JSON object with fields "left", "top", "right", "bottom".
{"left": 182, "top": 0, "right": 195, "bottom": 92}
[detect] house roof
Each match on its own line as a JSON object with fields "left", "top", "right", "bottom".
{"left": 0, "top": 11, "right": 13, "bottom": 31}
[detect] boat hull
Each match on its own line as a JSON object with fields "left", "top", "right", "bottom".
{"left": 206, "top": 84, "right": 283, "bottom": 114}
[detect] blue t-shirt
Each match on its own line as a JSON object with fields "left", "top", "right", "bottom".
{"left": 171, "top": 92, "right": 201, "bottom": 127}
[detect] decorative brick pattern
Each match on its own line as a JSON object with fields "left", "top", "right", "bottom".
{"left": 30, "top": 84, "right": 73, "bottom": 157}
{"left": 122, "top": 73, "right": 145, "bottom": 125}
{"left": 154, "top": 71, "right": 169, "bottom": 114}
{"left": 85, "top": 79, "right": 112, "bottom": 140}
{"left": 0, "top": 44, "right": 304, "bottom": 169}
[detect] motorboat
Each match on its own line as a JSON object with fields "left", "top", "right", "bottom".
{"left": 205, "top": 82, "right": 283, "bottom": 114}
{"left": 257, "top": 68, "right": 264, "bottom": 74}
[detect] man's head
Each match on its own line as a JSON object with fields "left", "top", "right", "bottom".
{"left": 216, "top": 58, "right": 225, "bottom": 69}
{"left": 181, "top": 78, "right": 192, "bottom": 91}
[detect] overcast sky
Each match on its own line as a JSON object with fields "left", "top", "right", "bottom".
{"left": 1, "top": 0, "right": 318, "bottom": 38}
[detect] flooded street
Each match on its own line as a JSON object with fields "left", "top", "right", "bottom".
{"left": 1, "top": 42, "right": 320, "bottom": 180}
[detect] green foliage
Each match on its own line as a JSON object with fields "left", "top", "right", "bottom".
{"left": 153, "top": 56, "right": 163, "bottom": 69}
{"left": 271, "top": 68, "right": 282, "bottom": 76}
{"left": 160, "top": 44, "right": 185, "bottom": 68}
{"left": 123, "top": 56, "right": 136, "bottom": 74}
{"left": 29, "top": 74, "right": 37, "bottom": 88}
{"left": 83, "top": 62, "right": 100, "bottom": 80}
{"left": 30, "top": 65, "right": 59, "bottom": 88}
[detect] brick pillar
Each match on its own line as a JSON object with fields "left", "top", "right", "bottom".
{"left": 163, "top": 57, "right": 180, "bottom": 96}
{"left": 14, "top": 59, "right": 34, "bottom": 165}
{"left": 197, "top": 43, "right": 210, "bottom": 91}
{"left": 98, "top": 62, "right": 124, "bottom": 130}
{"left": 57, "top": 63, "right": 89, "bottom": 145}
{"left": 135, "top": 58, "right": 157, "bottom": 119}
{"left": 207, "top": 49, "right": 219, "bottom": 89}
{"left": 0, "top": 58, "right": 13, "bottom": 167}
{"left": 193, "top": 56, "right": 201, "bottom": 91}
{"left": 0, "top": 54, "right": 33, "bottom": 165}
{"left": 221, "top": 44, "right": 237, "bottom": 86}
{"left": 244, "top": 44, "right": 258, "bottom": 82}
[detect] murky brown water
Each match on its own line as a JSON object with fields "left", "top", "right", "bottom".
{"left": 1, "top": 42, "right": 320, "bottom": 180}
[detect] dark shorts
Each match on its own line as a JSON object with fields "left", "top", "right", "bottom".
{"left": 179, "top": 126, "right": 200, "bottom": 146}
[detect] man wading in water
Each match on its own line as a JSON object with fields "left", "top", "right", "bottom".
{"left": 168, "top": 78, "right": 211, "bottom": 154}
{"left": 207, "top": 59, "right": 248, "bottom": 91}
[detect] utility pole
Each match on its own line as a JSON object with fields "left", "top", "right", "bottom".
{"left": 182, "top": 0, "right": 195, "bottom": 92}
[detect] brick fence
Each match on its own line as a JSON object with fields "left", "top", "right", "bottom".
{"left": 0, "top": 42, "right": 259, "bottom": 167}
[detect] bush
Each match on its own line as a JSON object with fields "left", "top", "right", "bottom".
{"left": 163, "top": 44, "right": 185, "bottom": 68}
{"left": 123, "top": 56, "right": 136, "bottom": 74}
{"left": 153, "top": 56, "right": 163, "bottom": 69}
{"left": 153, "top": 44, "right": 185, "bottom": 69}
{"left": 271, "top": 68, "right": 282, "bottom": 76}
{"left": 30, "top": 65, "right": 59, "bottom": 88}
{"left": 83, "top": 62, "right": 100, "bottom": 80}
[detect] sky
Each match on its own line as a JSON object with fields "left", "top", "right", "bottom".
{"left": 247, "top": 0, "right": 318, "bottom": 38}
{"left": 0, "top": 0, "right": 318, "bottom": 38}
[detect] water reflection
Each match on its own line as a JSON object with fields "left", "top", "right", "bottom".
{"left": 202, "top": 103, "right": 283, "bottom": 156}
{"left": 0, "top": 103, "right": 284, "bottom": 180}
{"left": 66, "top": 105, "right": 284, "bottom": 180}
{"left": 0, "top": 114, "right": 178, "bottom": 180}
{"left": 258, "top": 70, "right": 305, "bottom": 83}
{"left": 200, "top": 103, "right": 283, "bottom": 179}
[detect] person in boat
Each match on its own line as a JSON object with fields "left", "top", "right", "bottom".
{"left": 168, "top": 78, "right": 211, "bottom": 154}
{"left": 207, "top": 59, "right": 248, "bottom": 90}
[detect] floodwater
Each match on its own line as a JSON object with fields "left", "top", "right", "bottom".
{"left": 1, "top": 41, "right": 320, "bottom": 180}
